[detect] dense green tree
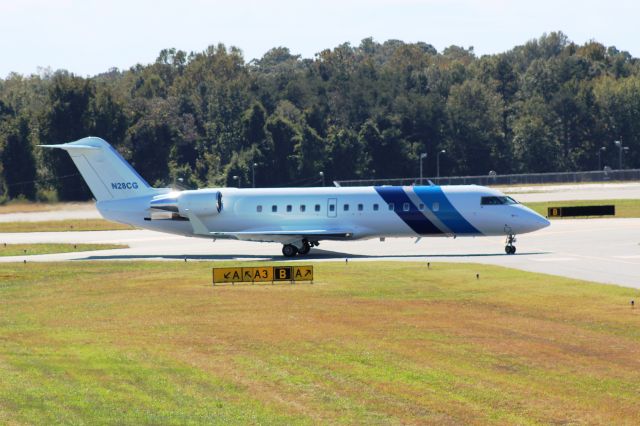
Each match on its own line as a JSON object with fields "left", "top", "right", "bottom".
{"left": 1, "top": 33, "right": 640, "bottom": 201}
{"left": 242, "top": 102, "right": 267, "bottom": 148}
{"left": 358, "top": 119, "right": 384, "bottom": 178}
{"left": 1, "top": 115, "right": 37, "bottom": 199}
{"left": 265, "top": 114, "right": 300, "bottom": 185}
{"left": 512, "top": 96, "right": 563, "bottom": 172}
{"left": 594, "top": 75, "right": 640, "bottom": 167}
{"left": 325, "top": 127, "right": 368, "bottom": 180}
{"left": 124, "top": 98, "right": 176, "bottom": 186}
{"left": 293, "top": 125, "right": 325, "bottom": 179}
{"left": 445, "top": 80, "right": 504, "bottom": 175}
{"left": 42, "top": 72, "right": 95, "bottom": 200}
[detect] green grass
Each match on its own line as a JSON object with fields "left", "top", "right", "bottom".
{"left": 525, "top": 198, "right": 640, "bottom": 218}
{"left": 1, "top": 261, "right": 639, "bottom": 424}
{"left": 0, "top": 243, "right": 127, "bottom": 257}
{"left": 0, "top": 219, "right": 133, "bottom": 233}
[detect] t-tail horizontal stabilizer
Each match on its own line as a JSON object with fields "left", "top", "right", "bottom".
{"left": 40, "top": 137, "right": 156, "bottom": 201}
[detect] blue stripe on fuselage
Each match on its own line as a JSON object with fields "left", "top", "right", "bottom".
{"left": 374, "top": 186, "right": 443, "bottom": 235}
{"left": 413, "top": 186, "right": 481, "bottom": 235}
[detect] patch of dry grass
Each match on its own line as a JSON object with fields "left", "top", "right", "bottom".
{"left": 0, "top": 219, "right": 133, "bottom": 233}
{"left": 0, "top": 243, "right": 127, "bottom": 257}
{"left": 0, "top": 201, "right": 95, "bottom": 214}
{"left": 0, "top": 261, "right": 639, "bottom": 424}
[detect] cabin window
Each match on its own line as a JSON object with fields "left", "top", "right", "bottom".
{"left": 329, "top": 204, "right": 335, "bottom": 212}
{"left": 286, "top": 205, "right": 292, "bottom": 212}
{"left": 403, "top": 202, "right": 410, "bottom": 212}
{"left": 432, "top": 202, "right": 439, "bottom": 212}
{"left": 373, "top": 203, "right": 379, "bottom": 211}
{"left": 388, "top": 203, "right": 394, "bottom": 211}
{"left": 418, "top": 203, "right": 425, "bottom": 211}
{"left": 343, "top": 204, "right": 349, "bottom": 211}
{"left": 315, "top": 204, "right": 321, "bottom": 212}
{"left": 358, "top": 203, "right": 363, "bottom": 211}
{"left": 272, "top": 205, "right": 277, "bottom": 212}
{"left": 256, "top": 205, "right": 262, "bottom": 213}
{"left": 300, "top": 205, "right": 306, "bottom": 212}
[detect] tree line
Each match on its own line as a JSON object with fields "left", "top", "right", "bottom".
{"left": 1, "top": 32, "right": 639, "bottom": 201}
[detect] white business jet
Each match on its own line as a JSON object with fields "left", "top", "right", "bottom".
{"left": 42, "top": 137, "right": 549, "bottom": 257}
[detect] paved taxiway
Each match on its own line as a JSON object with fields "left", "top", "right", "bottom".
{"left": 2, "top": 218, "right": 639, "bottom": 289}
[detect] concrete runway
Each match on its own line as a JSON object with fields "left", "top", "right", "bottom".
{"left": 2, "top": 218, "right": 639, "bottom": 289}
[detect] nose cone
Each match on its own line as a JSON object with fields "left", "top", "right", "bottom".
{"left": 510, "top": 206, "right": 550, "bottom": 234}
{"left": 531, "top": 212, "right": 551, "bottom": 230}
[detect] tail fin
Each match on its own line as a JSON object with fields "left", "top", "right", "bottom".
{"left": 40, "top": 136, "right": 156, "bottom": 201}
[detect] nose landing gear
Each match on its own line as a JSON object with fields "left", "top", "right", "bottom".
{"left": 505, "top": 234, "right": 517, "bottom": 255}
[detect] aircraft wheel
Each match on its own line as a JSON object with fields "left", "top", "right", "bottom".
{"left": 505, "top": 245, "right": 516, "bottom": 255}
{"left": 282, "top": 244, "right": 298, "bottom": 257}
{"left": 298, "top": 244, "right": 311, "bottom": 255}
{"left": 511, "top": 246, "right": 516, "bottom": 254}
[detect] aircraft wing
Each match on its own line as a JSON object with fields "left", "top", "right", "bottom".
{"left": 185, "top": 211, "right": 353, "bottom": 240}
{"left": 210, "top": 229, "right": 353, "bottom": 238}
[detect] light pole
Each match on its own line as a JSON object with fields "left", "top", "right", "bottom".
{"left": 419, "top": 153, "right": 427, "bottom": 185}
{"left": 597, "top": 147, "right": 606, "bottom": 171}
{"left": 436, "top": 149, "right": 446, "bottom": 182}
{"left": 232, "top": 175, "right": 241, "bottom": 188}
{"left": 614, "top": 140, "right": 628, "bottom": 169}
{"left": 252, "top": 162, "right": 258, "bottom": 188}
{"left": 319, "top": 171, "right": 325, "bottom": 187}
{"left": 173, "top": 176, "right": 184, "bottom": 188}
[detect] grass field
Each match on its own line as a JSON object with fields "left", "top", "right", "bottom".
{"left": 0, "top": 219, "right": 133, "bottom": 233}
{"left": 525, "top": 198, "right": 640, "bottom": 218}
{"left": 0, "top": 243, "right": 127, "bottom": 257}
{"left": 1, "top": 261, "right": 639, "bottom": 424}
{"left": 0, "top": 201, "right": 95, "bottom": 214}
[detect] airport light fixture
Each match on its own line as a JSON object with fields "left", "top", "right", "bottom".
{"left": 437, "top": 149, "right": 446, "bottom": 181}
{"left": 232, "top": 175, "right": 241, "bottom": 188}
{"left": 419, "top": 153, "right": 427, "bottom": 185}
{"left": 597, "top": 146, "right": 606, "bottom": 171}
{"left": 319, "top": 171, "right": 325, "bottom": 187}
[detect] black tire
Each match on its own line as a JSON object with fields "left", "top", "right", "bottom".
{"left": 282, "top": 244, "right": 298, "bottom": 257}
{"left": 510, "top": 246, "right": 516, "bottom": 254}
{"left": 505, "top": 246, "right": 511, "bottom": 254}
{"left": 298, "top": 244, "right": 311, "bottom": 255}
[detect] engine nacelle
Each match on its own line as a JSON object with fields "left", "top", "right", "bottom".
{"left": 177, "top": 191, "right": 223, "bottom": 217}
{"left": 150, "top": 191, "right": 223, "bottom": 218}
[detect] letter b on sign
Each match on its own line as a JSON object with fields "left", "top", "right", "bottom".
{"left": 273, "top": 266, "right": 292, "bottom": 281}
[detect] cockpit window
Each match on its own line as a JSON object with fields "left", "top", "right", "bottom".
{"left": 481, "top": 196, "right": 519, "bottom": 205}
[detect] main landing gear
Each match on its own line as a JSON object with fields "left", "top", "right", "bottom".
{"left": 282, "top": 240, "right": 318, "bottom": 257}
{"left": 282, "top": 244, "right": 298, "bottom": 257}
{"left": 505, "top": 234, "right": 517, "bottom": 255}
